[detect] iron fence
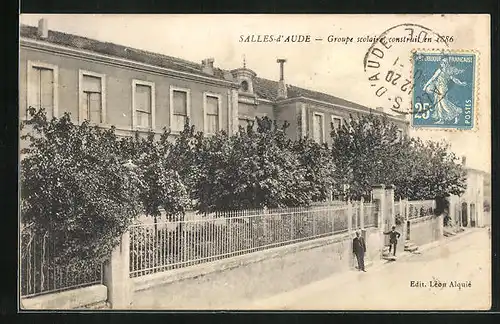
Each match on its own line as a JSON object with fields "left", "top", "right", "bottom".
{"left": 394, "top": 201, "right": 401, "bottom": 217}
{"left": 351, "top": 203, "right": 361, "bottom": 230}
{"left": 129, "top": 205, "right": 350, "bottom": 278}
{"left": 363, "top": 203, "right": 378, "bottom": 228}
{"left": 20, "top": 230, "right": 103, "bottom": 298}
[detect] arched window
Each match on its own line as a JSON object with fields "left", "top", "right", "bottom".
{"left": 240, "top": 80, "right": 249, "bottom": 92}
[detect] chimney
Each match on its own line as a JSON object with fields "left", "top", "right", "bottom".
{"left": 276, "top": 59, "right": 287, "bottom": 100}
{"left": 201, "top": 58, "right": 215, "bottom": 75}
{"left": 37, "top": 18, "right": 48, "bottom": 39}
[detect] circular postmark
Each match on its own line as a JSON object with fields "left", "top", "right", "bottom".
{"left": 362, "top": 23, "right": 452, "bottom": 117}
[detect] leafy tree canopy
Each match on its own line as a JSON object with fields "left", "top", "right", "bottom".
{"left": 330, "top": 113, "right": 466, "bottom": 201}
{"left": 21, "top": 108, "right": 142, "bottom": 266}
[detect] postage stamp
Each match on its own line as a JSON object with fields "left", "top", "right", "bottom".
{"left": 411, "top": 51, "right": 477, "bottom": 130}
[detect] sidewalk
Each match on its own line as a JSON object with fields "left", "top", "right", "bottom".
{"left": 227, "top": 227, "right": 480, "bottom": 309}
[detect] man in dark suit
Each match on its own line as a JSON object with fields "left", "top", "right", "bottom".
{"left": 352, "top": 231, "right": 367, "bottom": 272}
{"left": 384, "top": 225, "right": 401, "bottom": 256}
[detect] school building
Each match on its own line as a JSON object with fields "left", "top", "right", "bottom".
{"left": 19, "top": 19, "right": 410, "bottom": 147}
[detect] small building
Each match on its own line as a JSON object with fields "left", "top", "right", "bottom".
{"left": 449, "top": 157, "right": 490, "bottom": 228}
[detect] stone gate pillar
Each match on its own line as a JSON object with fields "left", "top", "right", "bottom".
{"left": 384, "top": 185, "right": 396, "bottom": 246}
{"left": 371, "top": 184, "right": 386, "bottom": 259}
{"left": 103, "top": 231, "right": 133, "bottom": 309}
{"left": 401, "top": 199, "right": 409, "bottom": 242}
{"left": 359, "top": 197, "right": 365, "bottom": 230}
{"left": 385, "top": 185, "right": 396, "bottom": 227}
{"left": 448, "top": 195, "right": 457, "bottom": 226}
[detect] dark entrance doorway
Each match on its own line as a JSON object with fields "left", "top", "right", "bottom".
{"left": 470, "top": 203, "right": 476, "bottom": 227}
{"left": 461, "top": 202, "right": 468, "bottom": 227}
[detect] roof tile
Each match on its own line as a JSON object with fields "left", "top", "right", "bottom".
{"left": 254, "top": 77, "right": 373, "bottom": 112}
{"left": 20, "top": 24, "right": 224, "bottom": 79}
{"left": 22, "top": 24, "right": 374, "bottom": 112}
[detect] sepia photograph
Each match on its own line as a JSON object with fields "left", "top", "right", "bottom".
{"left": 18, "top": 14, "right": 491, "bottom": 311}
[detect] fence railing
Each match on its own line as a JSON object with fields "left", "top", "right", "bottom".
{"left": 351, "top": 204, "right": 361, "bottom": 230}
{"left": 310, "top": 200, "right": 347, "bottom": 207}
{"left": 363, "top": 203, "right": 378, "bottom": 228}
{"left": 394, "top": 201, "right": 401, "bottom": 218}
{"left": 408, "top": 200, "right": 435, "bottom": 219}
{"left": 20, "top": 229, "right": 103, "bottom": 298}
{"left": 129, "top": 205, "right": 350, "bottom": 278}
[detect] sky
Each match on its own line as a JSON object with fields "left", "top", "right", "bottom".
{"left": 19, "top": 14, "right": 491, "bottom": 172}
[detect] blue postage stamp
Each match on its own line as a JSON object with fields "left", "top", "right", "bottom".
{"left": 412, "top": 51, "right": 476, "bottom": 130}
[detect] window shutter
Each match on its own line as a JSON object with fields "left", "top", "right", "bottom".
{"left": 40, "top": 69, "right": 54, "bottom": 116}
{"left": 89, "top": 93, "right": 102, "bottom": 123}
{"left": 29, "top": 68, "right": 41, "bottom": 109}
{"left": 173, "top": 91, "right": 187, "bottom": 115}
{"left": 83, "top": 75, "right": 101, "bottom": 93}
{"left": 135, "top": 85, "right": 151, "bottom": 113}
{"left": 206, "top": 96, "right": 219, "bottom": 115}
{"left": 29, "top": 67, "right": 54, "bottom": 118}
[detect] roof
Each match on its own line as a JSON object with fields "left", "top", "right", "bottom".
{"left": 253, "top": 77, "right": 373, "bottom": 113}
{"left": 20, "top": 24, "right": 387, "bottom": 115}
{"left": 20, "top": 24, "right": 227, "bottom": 80}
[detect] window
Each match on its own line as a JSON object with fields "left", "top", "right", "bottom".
{"left": 203, "top": 93, "right": 222, "bottom": 134}
{"left": 312, "top": 112, "right": 325, "bottom": 143}
{"left": 27, "top": 61, "right": 58, "bottom": 119}
{"left": 240, "top": 80, "right": 249, "bottom": 92}
{"left": 132, "top": 80, "right": 155, "bottom": 129}
{"left": 79, "top": 70, "right": 106, "bottom": 124}
{"left": 331, "top": 115, "right": 343, "bottom": 131}
{"left": 170, "top": 87, "right": 191, "bottom": 133}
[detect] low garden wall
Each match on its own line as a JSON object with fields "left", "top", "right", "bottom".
{"left": 21, "top": 284, "right": 107, "bottom": 310}
{"left": 409, "top": 215, "right": 443, "bottom": 247}
{"left": 132, "top": 231, "right": 353, "bottom": 293}
{"left": 131, "top": 231, "right": 355, "bottom": 309}
{"left": 364, "top": 227, "right": 383, "bottom": 263}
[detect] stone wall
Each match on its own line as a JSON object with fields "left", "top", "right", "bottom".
{"left": 131, "top": 233, "right": 354, "bottom": 309}
{"left": 364, "top": 227, "right": 382, "bottom": 263}
{"left": 409, "top": 215, "right": 443, "bottom": 247}
{"left": 133, "top": 232, "right": 353, "bottom": 293}
{"left": 21, "top": 284, "right": 107, "bottom": 310}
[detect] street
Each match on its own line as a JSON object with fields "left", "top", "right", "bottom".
{"left": 242, "top": 228, "right": 491, "bottom": 310}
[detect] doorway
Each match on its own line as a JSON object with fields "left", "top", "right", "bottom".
{"left": 470, "top": 203, "right": 476, "bottom": 227}
{"left": 461, "top": 202, "right": 468, "bottom": 227}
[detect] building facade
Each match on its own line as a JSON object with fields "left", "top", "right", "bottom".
{"left": 461, "top": 167, "right": 490, "bottom": 227}
{"left": 449, "top": 158, "right": 490, "bottom": 228}
{"left": 20, "top": 19, "right": 410, "bottom": 148}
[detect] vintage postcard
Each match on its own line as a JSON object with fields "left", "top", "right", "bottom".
{"left": 18, "top": 14, "right": 491, "bottom": 311}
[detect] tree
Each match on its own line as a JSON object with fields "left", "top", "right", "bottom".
{"left": 398, "top": 139, "right": 466, "bottom": 200}
{"left": 164, "top": 120, "right": 205, "bottom": 208}
{"left": 20, "top": 108, "right": 141, "bottom": 267}
{"left": 330, "top": 113, "right": 466, "bottom": 201}
{"left": 293, "top": 138, "right": 335, "bottom": 202}
{"left": 330, "top": 113, "right": 402, "bottom": 200}
{"left": 193, "top": 117, "right": 311, "bottom": 212}
{"left": 119, "top": 130, "right": 190, "bottom": 222}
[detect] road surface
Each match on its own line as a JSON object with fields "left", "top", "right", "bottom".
{"left": 241, "top": 228, "right": 491, "bottom": 310}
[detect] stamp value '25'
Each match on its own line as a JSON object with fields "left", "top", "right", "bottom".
{"left": 412, "top": 51, "right": 477, "bottom": 130}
